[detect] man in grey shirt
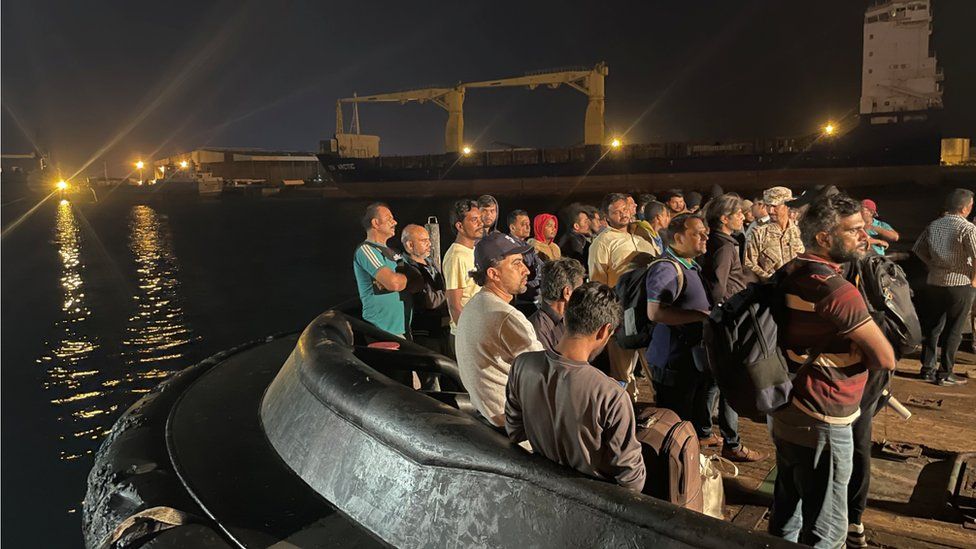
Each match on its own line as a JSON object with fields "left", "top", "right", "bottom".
{"left": 528, "top": 258, "right": 585, "bottom": 352}
{"left": 506, "top": 282, "right": 645, "bottom": 492}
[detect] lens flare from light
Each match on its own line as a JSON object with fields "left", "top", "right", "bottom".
{"left": 57, "top": 180, "right": 68, "bottom": 190}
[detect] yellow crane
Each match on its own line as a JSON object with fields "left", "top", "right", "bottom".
{"left": 334, "top": 63, "right": 609, "bottom": 155}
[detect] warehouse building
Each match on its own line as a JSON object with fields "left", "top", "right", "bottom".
{"left": 153, "top": 147, "right": 323, "bottom": 186}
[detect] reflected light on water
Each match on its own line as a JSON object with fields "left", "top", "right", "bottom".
{"left": 37, "top": 201, "right": 113, "bottom": 463}
{"left": 121, "top": 205, "right": 198, "bottom": 393}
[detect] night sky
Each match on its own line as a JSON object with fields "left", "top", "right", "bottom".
{"left": 3, "top": 0, "right": 974, "bottom": 177}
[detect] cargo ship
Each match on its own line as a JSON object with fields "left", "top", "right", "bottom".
{"left": 317, "top": 1, "right": 961, "bottom": 196}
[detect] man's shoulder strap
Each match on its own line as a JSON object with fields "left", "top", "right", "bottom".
{"left": 649, "top": 257, "right": 685, "bottom": 297}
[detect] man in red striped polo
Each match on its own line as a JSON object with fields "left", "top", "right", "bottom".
{"left": 768, "top": 193, "right": 896, "bottom": 548}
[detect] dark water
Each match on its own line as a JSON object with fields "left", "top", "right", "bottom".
{"left": 0, "top": 182, "right": 969, "bottom": 546}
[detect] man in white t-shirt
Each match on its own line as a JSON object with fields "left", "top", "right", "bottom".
{"left": 456, "top": 232, "right": 544, "bottom": 427}
{"left": 443, "top": 199, "right": 484, "bottom": 349}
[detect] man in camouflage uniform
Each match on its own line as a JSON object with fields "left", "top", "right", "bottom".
{"left": 744, "top": 186, "right": 804, "bottom": 280}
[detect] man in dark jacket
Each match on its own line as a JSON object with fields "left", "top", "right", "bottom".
{"left": 528, "top": 258, "right": 585, "bottom": 351}
{"left": 557, "top": 203, "right": 592, "bottom": 266}
{"left": 402, "top": 224, "right": 450, "bottom": 363}
{"left": 698, "top": 195, "right": 764, "bottom": 462}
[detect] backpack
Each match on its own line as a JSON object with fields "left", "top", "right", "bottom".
{"left": 853, "top": 254, "right": 922, "bottom": 356}
{"left": 702, "top": 277, "right": 793, "bottom": 421}
{"left": 615, "top": 259, "right": 684, "bottom": 350}
{"left": 635, "top": 407, "right": 703, "bottom": 513}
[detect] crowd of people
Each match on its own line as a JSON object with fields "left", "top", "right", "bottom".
{"left": 352, "top": 187, "right": 976, "bottom": 548}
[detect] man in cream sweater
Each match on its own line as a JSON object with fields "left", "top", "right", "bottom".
{"left": 456, "top": 232, "right": 544, "bottom": 427}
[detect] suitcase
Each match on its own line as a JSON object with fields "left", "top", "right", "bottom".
{"left": 636, "top": 406, "right": 704, "bottom": 513}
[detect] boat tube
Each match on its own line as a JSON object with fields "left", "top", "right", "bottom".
{"left": 84, "top": 310, "right": 797, "bottom": 548}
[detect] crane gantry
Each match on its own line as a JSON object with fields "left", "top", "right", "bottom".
{"left": 334, "top": 63, "right": 609, "bottom": 155}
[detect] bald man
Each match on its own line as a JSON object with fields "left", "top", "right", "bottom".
{"left": 402, "top": 224, "right": 451, "bottom": 360}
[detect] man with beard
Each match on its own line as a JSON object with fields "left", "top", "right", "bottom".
{"left": 443, "top": 199, "right": 483, "bottom": 349}
{"left": 589, "top": 193, "right": 659, "bottom": 399}
{"left": 768, "top": 193, "right": 896, "bottom": 548}
{"left": 557, "top": 203, "right": 592, "bottom": 265}
{"left": 477, "top": 195, "right": 499, "bottom": 237}
{"left": 506, "top": 282, "right": 645, "bottom": 492}
{"left": 455, "top": 233, "right": 544, "bottom": 428}
{"left": 744, "top": 186, "right": 804, "bottom": 280}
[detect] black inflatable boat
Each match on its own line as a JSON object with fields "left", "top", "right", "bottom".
{"left": 83, "top": 310, "right": 796, "bottom": 548}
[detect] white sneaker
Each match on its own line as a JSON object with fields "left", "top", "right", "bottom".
{"left": 847, "top": 523, "right": 867, "bottom": 548}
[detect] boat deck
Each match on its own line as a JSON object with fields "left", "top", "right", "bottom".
{"left": 637, "top": 352, "right": 976, "bottom": 548}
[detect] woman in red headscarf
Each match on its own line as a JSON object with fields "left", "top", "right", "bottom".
{"left": 529, "top": 213, "right": 561, "bottom": 261}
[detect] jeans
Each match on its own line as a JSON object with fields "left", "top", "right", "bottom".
{"left": 848, "top": 369, "right": 890, "bottom": 525}
{"left": 701, "top": 378, "right": 741, "bottom": 449}
{"left": 920, "top": 284, "right": 976, "bottom": 379}
{"left": 768, "top": 407, "right": 854, "bottom": 548}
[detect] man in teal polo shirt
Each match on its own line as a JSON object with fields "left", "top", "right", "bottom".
{"left": 354, "top": 202, "right": 410, "bottom": 336}
{"left": 861, "top": 199, "right": 899, "bottom": 256}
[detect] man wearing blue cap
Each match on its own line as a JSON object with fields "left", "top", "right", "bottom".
{"left": 456, "top": 232, "right": 544, "bottom": 427}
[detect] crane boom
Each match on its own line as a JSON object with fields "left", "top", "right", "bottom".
{"left": 332, "top": 63, "right": 609, "bottom": 155}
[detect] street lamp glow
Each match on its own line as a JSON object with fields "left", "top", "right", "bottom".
{"left": 135, "top": 160, "right": 145, "bottom": 170}
{"left": 56, "top": 180, "right": 68, "bottom": 190}
{"left": 461, "top": 146, "right": 473, "bottom": 156}
{"left": 179, "top": 160, "right": 189, "bottom": 169}
{"left": 158, "top": 166, "right": 166, "bottom": 174}
{"left": 610, "top": 138, "right": 622, "bottom": 149}
{"left": 823, "top": 123, "right": 835, "bottom": 136}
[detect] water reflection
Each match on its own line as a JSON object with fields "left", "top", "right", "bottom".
{"left": 37, "top": 200, "right": 111, "bottom": 462}
{"left": 121, "top": 205, "right": 198, "bottom": 393}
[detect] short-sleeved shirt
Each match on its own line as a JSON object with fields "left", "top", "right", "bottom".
{"left": 644, "top": 249, "right": 711, "bottom": 384}
{"left": 353, "top": 241, "right": 407, "bottom": 336}
{"left": 778, "top": 253, "right": 873, "bottom": 424}
{"left": 867, "top": 218, "right": 895, "bottom": 256}
{"left": 442, "top": 242, "right": 481, "bottom": 334}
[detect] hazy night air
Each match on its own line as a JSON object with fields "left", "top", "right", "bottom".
{"left": 3, "top": 0, "right": 974, "bottom": 176}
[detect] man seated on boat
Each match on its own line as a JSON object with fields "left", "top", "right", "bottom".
{"left": 528, "top": 258, "right": 586, "bottom": 352}
{"left": 455, "top": 232, "right": 544, "bottom": 428}
{"left": 505, "top": 282, "right": 646, "bottom": 492}
{"left": 352, "top": 203, "right": 409, "bottom": 337}
{"left": 557, "top": 203, "right": 592, "bottom": 266}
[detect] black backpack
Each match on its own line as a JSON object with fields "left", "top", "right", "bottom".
{"left": 703, "top": 276, "right": 793, "bottom": 421}
{"left": 853, "top": 254, "right": 922, "bottom": 356}
{"left": 615, "top": 259, "right": 684, "bottom": 350}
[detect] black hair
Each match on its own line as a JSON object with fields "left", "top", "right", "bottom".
{"left": 642, "top": 200, "right": 667, "bottom": 223}
{"left": 660, "top": 189, "right": 684, "bottom": 204}
{"left": 362, "top": 202, "right": 389, "bottom": 231}
{"left": 665, "top": 213, "right": 703, "bottom": 245}
{"left": 600, "top": 192, "right": 629, "bottom": 215}
{"left": 638, "top": 193, "right": 657, "bottom": 209}
{"left": 685, "top": 191, "right": 703, "bottom": 209}
{"left": 945, "top": 188, "right": 974, "bottom": 214}
{"left": 798, "top": 193, "right": 862, "bottom": 249}
{"left": 450, "top": 199, "right": 479, "bottom": 234}
{"left": 564, "top": 282, "right": 622, "bottom": 336}
{"left": 540, "top": 258, "right": 586, "bottom": 302}
{"left": 507, "top": 209, "right": 529, "bottom": 229}
{"left": 470, "top": 258, "right": 500, "bottom": 286}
